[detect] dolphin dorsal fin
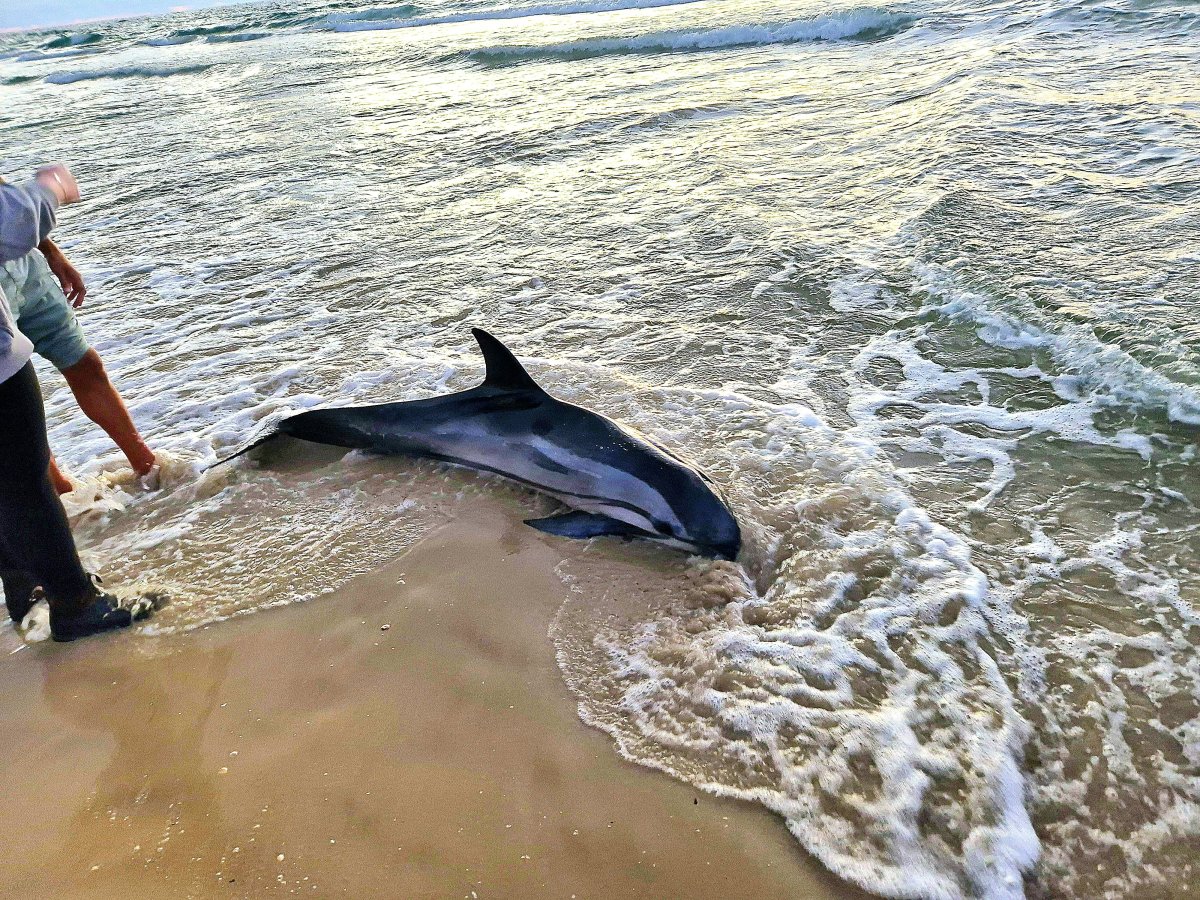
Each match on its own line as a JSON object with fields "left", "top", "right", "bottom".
{"left": 472, "top": 328, "right": 543, "bottom": 393}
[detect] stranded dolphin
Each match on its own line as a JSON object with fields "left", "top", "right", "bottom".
{"left": 219, "top": 329, "right": 741, "bottom": 560}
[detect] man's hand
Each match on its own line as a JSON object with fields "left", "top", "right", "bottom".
{"left": 40, "top": 239, "right": 87, "bottom": 307}
{"left": 35, "top": 164, "right": 81, "bottom": 205}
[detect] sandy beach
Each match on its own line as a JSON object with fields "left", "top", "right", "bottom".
{"left": 0, "top": 500, "right": 868, "bottom": 899}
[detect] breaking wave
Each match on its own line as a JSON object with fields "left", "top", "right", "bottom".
{"left": 913, "top": 261, "right": 1200, "bottom": 427}
{"left": 16, "top": 47, "right": 104, "bottom": 61}
{"left": 460, "top": 9, "right": 912, "bottom": 62}
{"left": 41, "top": 31, "right": 104, "bottom": 49}
{"left": 322, "top": 3, "right": 423, "bottom": 26}
{"left": 43, "top": 64, "right": 214, "bottom": 85}
{"left": 329, "top": 0, "right": 703, "bottom": 31}
{"left": 141, "top": 36, "right": 196, "bottom": 47}
{"left": 204, "top": 32, "right": 273, "bottom": 43}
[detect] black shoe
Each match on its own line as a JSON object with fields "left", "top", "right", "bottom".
{"left": 51, "top": 592, "right": 156, "bottom": 643}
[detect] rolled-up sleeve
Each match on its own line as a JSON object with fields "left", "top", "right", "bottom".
{"left": 0, "top": 180, "right": 59, "bottom": 263}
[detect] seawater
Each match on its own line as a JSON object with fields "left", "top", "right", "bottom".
{"left": 1, "top": 0, "right": 1197, "bottom": 896}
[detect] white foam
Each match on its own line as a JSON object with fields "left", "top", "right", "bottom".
{"left": 913, "top": 260, "right": 1200, "bottom": 426}
{"left": 825, "top": 257, "right": 1200, "bottom": 897}
{"left": 837, "top": 291, "right": 1160, "bottom": 521}
{"left": 547, "top": 381, "right": 1040, "bottom": 899}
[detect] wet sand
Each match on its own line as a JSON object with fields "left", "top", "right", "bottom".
{"left": 0, "top": 503, "right": 869, "bottom": 899}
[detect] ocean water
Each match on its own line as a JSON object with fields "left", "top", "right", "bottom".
{"left": 1, "top": 0, "right": 1197, "bottom": 896}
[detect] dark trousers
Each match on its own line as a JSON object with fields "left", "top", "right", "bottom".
{"left": 0, "top": 362, "right": 91, "bottom": 619}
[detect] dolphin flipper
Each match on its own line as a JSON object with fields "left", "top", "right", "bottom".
{"left": 524, "top": 510, "right": 650, "bottom": 541}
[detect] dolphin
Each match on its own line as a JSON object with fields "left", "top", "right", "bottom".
{"left": 219, "top": 329, "right": 741, "bottom": 559}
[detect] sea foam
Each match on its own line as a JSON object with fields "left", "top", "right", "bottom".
{"left": 545, "top": 375, "right": 1040, "bottom": 899}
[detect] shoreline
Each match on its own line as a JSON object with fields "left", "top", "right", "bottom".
{"left": 0, "top": 502, "right": 871, "bottom": 898}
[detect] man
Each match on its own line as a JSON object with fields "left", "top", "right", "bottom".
{"left": 0, "top": 165, "right": 154, "bottom": 641}
{"left": 0, "top": 195, "right": 156, "bottom": 493}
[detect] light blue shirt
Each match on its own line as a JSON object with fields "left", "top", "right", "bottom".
{"left": 0, "top": 180, "right": 59, "bottom": 383}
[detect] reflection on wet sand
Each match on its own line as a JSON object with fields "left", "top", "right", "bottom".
{"left": 0, "top": 501, "right": 866, "bottom": 898}
{"left": 45, "top": 645, "right": 233, "bottom": 895}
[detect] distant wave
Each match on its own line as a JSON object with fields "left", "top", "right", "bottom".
{"left": 134, "top": 11, "right": 349, "bottom": 48}
{"left": 139, "top": 31, "right": 269, "bottom": 47}
{"left": 171, "top": 23, "right": 248, "bottom": 37}
{"left": 205, "top": 32, "right": 273, "bottom": 43}
{"left": 42, "top": 31, "right": 103, "bottom": 49}
{"left": 137, "top": 21, "right": 270, "bottom": 47}
{"left": 462, "top": 9, "right": 911, "bottom": 62}
{"left": 324, "top": 3, "right": 422, "bottom": 25}
{"left": 329, "top": 0, "right": 702, "bottom": 32}
{"left": 44, "top": 64, "right": 213, "bottom": 85}
{"left": 141, "top": 36, "right": 196, "bottom": 47}
{"left": 16, "top": 47, "right": 102, "bottom": 61}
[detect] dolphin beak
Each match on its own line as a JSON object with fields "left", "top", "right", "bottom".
{"left": 703, "top": 538, "right": 740, "bottom": 561}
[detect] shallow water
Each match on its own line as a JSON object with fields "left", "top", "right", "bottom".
{"left": 1, "top": 0, "right": 1198, "bottom": 896}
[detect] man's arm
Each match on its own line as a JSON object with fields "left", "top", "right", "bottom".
{"left": 39, "top": 237, "right": 87, "bottom": 307}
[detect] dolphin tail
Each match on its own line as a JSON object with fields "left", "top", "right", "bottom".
{"left": 472, "top": 328, "right": 545, "bottom": 393}
{"left": 209, "top": 429, "right": 281, "bottom": 470}
{"left": 208, "top": 404, "right": 365, "bottom": 470}
{"left": 208, "top": 408, "right": 301, "bottom": 470}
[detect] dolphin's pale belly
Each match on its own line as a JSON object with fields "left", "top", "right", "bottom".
{"left": 407, "top": 427, "right": 681, "bottom": 538}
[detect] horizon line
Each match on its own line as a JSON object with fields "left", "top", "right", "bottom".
{"left": 0, "top": 0, "right": 252, "bottom": 33}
